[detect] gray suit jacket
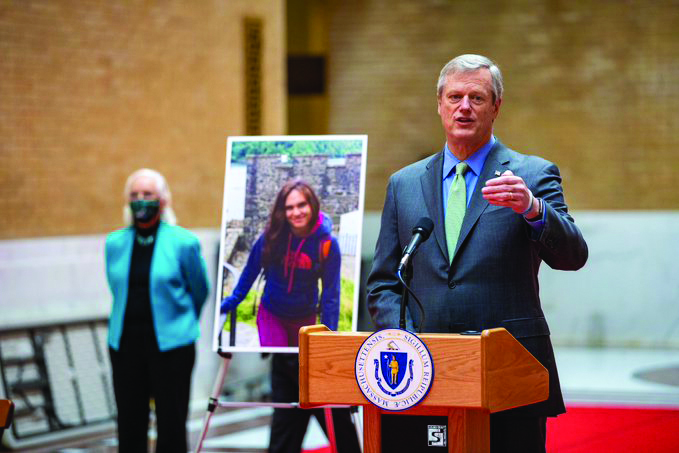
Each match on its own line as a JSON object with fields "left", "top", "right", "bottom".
{"left": 366, "top": 140, "right": 588, "bottom": 416}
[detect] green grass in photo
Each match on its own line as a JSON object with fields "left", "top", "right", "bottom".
{"left": 222, "top": 277, "right": 356, "bottom": 333}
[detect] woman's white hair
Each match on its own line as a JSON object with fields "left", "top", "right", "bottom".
{"left": 122, "top": 168, "right": 177, "bottom": 226}
{"left": 436, "top": 54, "right": 504, "bottom": 102}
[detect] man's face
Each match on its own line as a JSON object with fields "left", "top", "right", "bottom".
{"left": 437, "top": 68, "right": 501, "bottom": 152}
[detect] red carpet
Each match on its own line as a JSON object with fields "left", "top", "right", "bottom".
{"left": 547, "top": 404, "right": 679, "bottom": 452}
{"left": 302, "top": 405, "right": 679, "bottom": 452}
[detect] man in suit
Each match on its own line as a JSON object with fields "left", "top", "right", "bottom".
{"left": 366, "top": 54, "right": 588, "bottom": 452}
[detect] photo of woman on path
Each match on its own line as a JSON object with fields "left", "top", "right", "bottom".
{"left": 214, "top": 135, "right": 367, "bottom": 352}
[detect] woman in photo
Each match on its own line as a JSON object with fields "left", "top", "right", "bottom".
{"left": 220, "top": 179, "right": 341, "bottom": 346}
{"left": 105, "top": 168, "right": 210, "bottom": 452}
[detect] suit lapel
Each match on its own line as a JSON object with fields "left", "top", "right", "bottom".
{"left": 452, "top": 141, "right": 512, "bottom": 261}
{"left": 420, "top": 151, "right": 449, "bottom": 262}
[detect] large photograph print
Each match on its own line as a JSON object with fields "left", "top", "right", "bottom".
{"left": 214, "top": 135, "right": 367, "bottom": 353}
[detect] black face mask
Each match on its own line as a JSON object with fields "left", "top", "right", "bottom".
{"left": 130, "top": 199, "right": 160, "bottom": 224}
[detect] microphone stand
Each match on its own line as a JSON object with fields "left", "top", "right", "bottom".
{"left": 397, "top": 263, "right": 410, "bottom": 331}
{"left": 397, "top": 259, "right": 426, "bottom": 333}
{"left": 395, "top": 218, "right": 433, "bottom": 333}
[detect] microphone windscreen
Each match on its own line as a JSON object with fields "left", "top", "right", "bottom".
{"left": 412, "top": 217, "right": 434, "bottom": 239}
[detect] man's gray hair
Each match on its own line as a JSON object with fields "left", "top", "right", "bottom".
{"left": 122, "top": 168, "right": 177, "bottom": 225}
{"left": 436, "top": 54, "right": 503, "bottom": 102}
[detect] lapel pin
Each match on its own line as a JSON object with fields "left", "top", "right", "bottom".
{"left": 494, "top": 170, "right": 501, "bottom": 176}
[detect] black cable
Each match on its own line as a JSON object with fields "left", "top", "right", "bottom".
{"left": 396, "top": 268, "right": 426, "bottom": 333}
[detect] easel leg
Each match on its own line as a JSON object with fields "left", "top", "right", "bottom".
{"left": 350, "top": 406, "right": 363, "bottom": 452}
{"left": 193, "top": 352, "right": 233, "bottom": 453}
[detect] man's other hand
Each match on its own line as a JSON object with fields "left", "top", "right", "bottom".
{"left": 482, "top": 170, "right": 538, "bottom": 217}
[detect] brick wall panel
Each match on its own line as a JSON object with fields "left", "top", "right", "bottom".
{"left": 0, "top": 0, "right": 285, "bottom": 238}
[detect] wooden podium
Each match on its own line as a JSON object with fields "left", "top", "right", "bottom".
{"left": 299, "top": 325, "right": 548, "bottom": 453}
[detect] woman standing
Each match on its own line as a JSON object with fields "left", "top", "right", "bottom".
{"left": 220, "top": 179, "right": 341, "bottom": 346}
{"left": 105, "top": 168, "right": 210, "bottom": 452}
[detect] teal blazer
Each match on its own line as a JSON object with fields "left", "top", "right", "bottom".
{"left": 105, "top": 222, "right": 210, "bottom": 352}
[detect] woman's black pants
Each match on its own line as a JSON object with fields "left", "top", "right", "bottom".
{"left": 109, "top": 326, "right": 195, "bottom": 453}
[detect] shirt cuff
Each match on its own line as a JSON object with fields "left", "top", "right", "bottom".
{"left": 524, "top": 198, "right": 546, "bottom": 231}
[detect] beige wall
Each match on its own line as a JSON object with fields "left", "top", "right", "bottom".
{"left": 0, "top": 0, "right": 286, "bottom": 238}
{"left": 326, "top": 0, "right": 679, "bottom": 211}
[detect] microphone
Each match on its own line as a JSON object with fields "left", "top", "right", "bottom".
{"left": 398, "top": 217, "right": 434, "bottom": 272}
{"left": 397, "top": 217, "right": 434, "bottom": 331}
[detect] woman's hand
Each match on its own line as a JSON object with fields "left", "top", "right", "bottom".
{"left": 220, "top": 296, "right": 238, "bottom": 314}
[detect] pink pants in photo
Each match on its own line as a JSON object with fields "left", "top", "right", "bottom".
{"left": 257, "top": 304, "right": 317, "bottom": 347}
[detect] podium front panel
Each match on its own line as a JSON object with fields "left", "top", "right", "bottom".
{"left": 300, "top": 329, "right": 485, "bottom": 408}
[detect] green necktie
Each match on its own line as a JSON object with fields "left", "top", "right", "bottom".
{"left": 445, "top": 162, "right": 469, "bottom": 262}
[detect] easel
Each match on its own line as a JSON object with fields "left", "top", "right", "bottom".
{"left": 193, "top": 327, "right": 363, "bottom": 452}
{"left": 194, "top": 265, "right": 363, "bottom": 452}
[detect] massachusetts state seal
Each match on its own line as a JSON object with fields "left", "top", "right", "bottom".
{"left": 354, "top": 329, "right": 434, "bottom": 411}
